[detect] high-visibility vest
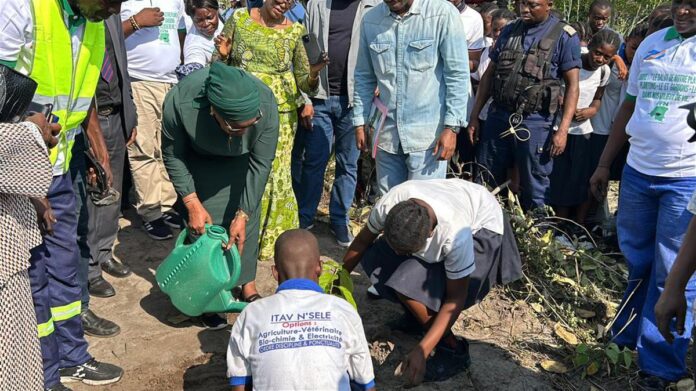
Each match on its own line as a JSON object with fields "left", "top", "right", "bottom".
{"left": 24, "top": 0, "right": 105, "bottom": 174}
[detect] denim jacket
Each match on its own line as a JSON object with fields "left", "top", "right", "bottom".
{"left": 352, "top": 0, "right": 469, "bottom": 154}
{"left": 304, "top": 0, "right": 381, "bottom": 105}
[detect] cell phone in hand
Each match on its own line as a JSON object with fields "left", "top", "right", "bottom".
{"left": 23, "top": 102, "right": 53, "bottom": 121}
{"left": 302, "top": 32, "right": 324, "bottom": 64}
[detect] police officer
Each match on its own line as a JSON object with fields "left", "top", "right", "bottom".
{"left": 468, "top": 0, "right": 580, "bottom": 210}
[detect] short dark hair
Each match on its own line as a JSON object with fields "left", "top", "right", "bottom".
{"left": 384, "top": 200, "right": 432, "bottom": 255}
{"left": 185, "top": 0, "right": 219, "bottom": 17}
{"left": 570, "top": 21, "right": 591, "bottom": 43}
{"left": 478, "top": 2, "right": 499, "bottom": 16}
{"left": 650, "top": 13, "right": 674, "bottom": 32}
{"left": 589, "top": 28, "right": 621, "bottom": 51}
{"left": 589, "top": 0, "right": 611, "bottom": 12}
{"left": 627, "top": 22, "right": 649, "bottom": 40}
{"left": 491, "top": 8, "right": 516, "bottom": 23}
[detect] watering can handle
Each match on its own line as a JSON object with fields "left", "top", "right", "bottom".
{"left": 175, "top": 227, "right": 191, "bottom": 247}
{"left": 223, "top": 244, "right": 243, "bottom": 290}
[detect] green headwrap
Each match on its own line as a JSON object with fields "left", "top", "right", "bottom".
{"left": 206, "top": 62, "right": 260, "bottom": 122}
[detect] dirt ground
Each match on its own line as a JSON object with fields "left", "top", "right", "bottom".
{"left": 71, "top": 208, "right": 627, "bottom": 391}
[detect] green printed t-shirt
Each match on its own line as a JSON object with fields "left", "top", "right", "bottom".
{"left": 120, "top": 0, "right": 187, "bottom": 83}
{"left": 625, "top": 27, "right": 696, "bottom": 178}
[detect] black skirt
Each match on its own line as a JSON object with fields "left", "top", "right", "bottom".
{"left": 360, "top": 214, "right": 523, "bottom": 312}
{"left": 550, "top": 134, "right": 593, "bottom": 207}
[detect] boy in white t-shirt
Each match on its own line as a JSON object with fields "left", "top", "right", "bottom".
{"left": 227, "top": 229, "right": 375, "bottom": 391}
{"left": 549, "top": 29, "right": 620, "bottom": 225}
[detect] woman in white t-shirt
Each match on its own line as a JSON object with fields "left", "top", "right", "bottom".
{"left": 176, "top": 0, "right": 224, "bottom": 78}
{"left": 589, "top": 3, "right": 696, "bottom": 385}
{"left": 549, "top": 29, "right": 620, "bottom": 224}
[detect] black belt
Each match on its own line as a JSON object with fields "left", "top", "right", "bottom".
{"left": 97, "top": 105, "right": 121, "bottom": 116}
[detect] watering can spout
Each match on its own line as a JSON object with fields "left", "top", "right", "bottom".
{"left": 206, "top": 299, "right": 248, "bottom": 314}
{"left": 155, "top": 225, "right": 248, "bottom": 316}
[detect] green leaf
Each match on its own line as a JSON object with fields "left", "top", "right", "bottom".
{"left": 622, "top": 349, "right": 633, "bottom": 368}
{"left": 336, "top": 285, "right": 357, "bottom": 309}
{"left": 319, "top": 259, "right": 357, "bottom": 309}
{"left": 605, "top": 343, "right": 620, "bottom": 365}
{"left": 576, "top": 344, "right": 589, "bottom": 354}
{"left": 573, "top": 353, "right": 590, "bottom": 367}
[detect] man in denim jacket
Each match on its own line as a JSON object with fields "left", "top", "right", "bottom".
{"left": 352, "top": 0, "right": 469, "bottom": 196}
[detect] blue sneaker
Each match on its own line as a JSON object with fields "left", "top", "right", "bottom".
{"left": 143, "top": 217, "right": 173, "bottom": 240}
{"left": 330, "top": 224, "right": 354, "bottom": 247}
{"left": 163, "top": 211, "right": 185, "bottom": 229}
{"left": 201, "top": 313, "right": 228, "bottom": 330}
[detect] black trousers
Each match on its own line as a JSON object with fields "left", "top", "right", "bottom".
{"left": 74, "top": 110, "right": 128, "bottom": 309}
{"left": 87, "top": 111, "right": 127, "bottom": 279}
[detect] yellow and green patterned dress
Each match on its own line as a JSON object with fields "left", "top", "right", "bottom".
{"left": 221, "top": 9, "right": 314, "bottom": 260}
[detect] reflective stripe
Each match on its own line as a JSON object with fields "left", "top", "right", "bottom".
{"left": 33, "top": 94, "right": 92, "bottom": 113}
{"left": 51, "top": 301, "right": 82, "bottom": 322}
{"left": 29, "top": 0, "right": 104, "bottom": 174}
{"left": 37, "top": 318, "right": 55, "bottom": 338}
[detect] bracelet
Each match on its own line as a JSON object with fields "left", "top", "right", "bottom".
{"left": 129, "top": 16, "right": 141, "bottom": 31}
{"left": 597, "top": 164, "right": 610, "bottom": 169}
{"left": 235, "top": 209, "right": 250, "bottom": 222}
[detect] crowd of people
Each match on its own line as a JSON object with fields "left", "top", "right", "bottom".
{"left": 0, "top": 0, "right": 695, "bottom": 389}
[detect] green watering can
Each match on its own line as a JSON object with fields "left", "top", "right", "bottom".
{"left": 156, "top": 225, "right": 247, "bottom": 316}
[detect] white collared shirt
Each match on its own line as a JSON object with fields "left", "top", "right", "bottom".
{"left": 367, "top": 179, "right": 504, "bottom": 279}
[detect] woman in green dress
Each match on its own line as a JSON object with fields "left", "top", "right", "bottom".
{"left": 216, "top": 0, "right": 325, "bottom": 260}
{"left": 162, "top": 62, "right": 279, "bottom": 316}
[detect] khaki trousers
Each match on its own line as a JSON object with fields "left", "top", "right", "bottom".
{"left": 127, "top": 80, "right": 177, "bottom": 222}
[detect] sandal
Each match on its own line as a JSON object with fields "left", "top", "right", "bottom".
{"left": 424, "top": 337, "right": 471, "bottom": 382}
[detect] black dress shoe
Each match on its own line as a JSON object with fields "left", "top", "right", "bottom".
{"left": 81, "top": 309, "right": 120, "bottom": 338}
{"left": 88, "top": 277, "right": 115, "bottom": 298}
{"left": 101, "top": 258, "right": 131, "bottom": 278}
{"left": 45, "top": 382, "right": 72, "bottom": 391}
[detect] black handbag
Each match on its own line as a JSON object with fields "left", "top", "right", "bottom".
{"left": 0, "top": 64, "right": 38, "bottom": 122}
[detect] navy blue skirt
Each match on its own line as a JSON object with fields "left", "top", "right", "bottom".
{"left": 550, "top": 134, "right": 593, "bottom": 207}
{"left": 360, "top": 214, "right": 523, "bottom": 312}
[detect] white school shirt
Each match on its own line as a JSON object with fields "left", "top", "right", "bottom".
{"left": 459, "top": 6, "right": 486, "bottom": 119}
{"left": 367, "top": 179, "right": 504, "bottom": 279}
{"left": 0, "top": 0, "right": 86, "bottom": 177}
{"left": 121, "top": 0, "right": 187, "bottom": 83}
{"left": 568, "top": 53, "right": 611, "bottom": 135}
{"left": 625, "top": 27, "right": 696, "bottom": 178}
{"left": 590, "top": 64, "right": 625, "bottom": 135}
{"left": 473, "top": 37, "right": 493, "bottom": 121}
{"left": 183, "top": 22, "right": 223, "bottom": 65}
{"left": 227, "top": 279, "right": 375, "bottom": 391}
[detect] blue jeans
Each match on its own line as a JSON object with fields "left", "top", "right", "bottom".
{"left": 375, "top": 145, "right": 446, "bottom": 196}
{"left": 291, "top": 96, "right": 359, "bottom": 227}
{"left": 611, "top": 164, "right": 696, "bottom": 381}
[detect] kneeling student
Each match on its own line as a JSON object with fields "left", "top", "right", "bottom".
{"left": 342, "top": 179, "right": 522, "bottom": 385}
{"left": 227, "top": 229, "right": 376, "bottom": 390}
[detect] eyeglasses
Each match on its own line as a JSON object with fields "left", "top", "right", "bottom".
{"left": 211, "top": 108, "right": 263, "bottom": 133}
{"left": 276, "top": 0, "right": 296, "bottom": 7}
